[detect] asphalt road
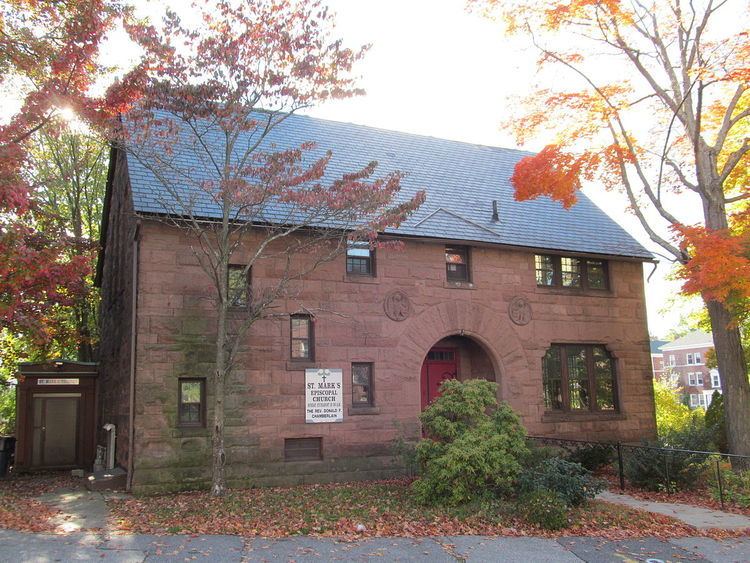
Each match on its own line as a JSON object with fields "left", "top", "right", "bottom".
{"left": 1, "top": 531, "right": 749, "bottom": 562}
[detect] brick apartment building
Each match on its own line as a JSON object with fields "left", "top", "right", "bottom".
{"left": 659, "top": 331, "right": 721, "bottom": 408}
{"left": 650, "top": 339, "right": 667, "bottom": 379}
{"left": 96, "top": 112, "right": 658, "bottom": 492}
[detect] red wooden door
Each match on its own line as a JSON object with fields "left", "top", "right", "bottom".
{"left": 420, "top": 348, "right": 458, "bottom": 410}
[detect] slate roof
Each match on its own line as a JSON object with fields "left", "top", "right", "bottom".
{"left": 126, "top": 111, "right": 653, "bottom": 260}
{"left": 660, "top": 331, "right": 714, "bottom": 350}
{"left": 650, "top": 340, "right": 668, "bottom": 354}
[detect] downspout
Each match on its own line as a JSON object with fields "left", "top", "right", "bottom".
{"left": 126, "top": 220, "right": 141, "bottom": 491}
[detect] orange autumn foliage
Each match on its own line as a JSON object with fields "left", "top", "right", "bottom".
{"left": 676, "top": 224, "right": 750, "bottom": 304}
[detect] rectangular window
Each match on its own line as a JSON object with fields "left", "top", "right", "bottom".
{"left": 687, "top": 353, "right": 694, "bottom": 365}
{"left": 712, "top": 373, "right": 721, "bottom": 388}
{"left": 696, "top": 373, "right": 704, "bottom": 386}
{"left": 694, "top": 352, "right": 702, "bottom": 364}
{"left": 290, "top": 315, "right": 314, "bottom": 360}
{"left": 688, "top": 373, "right": 697, "bottom": 386}
{"left": 178, "top": 378, "right": 205, "bottom": 427}
{"left": 690, "top": 394, "right": 699, "bottom": 407}
{"left": 346, "top": 241, "right": 375, "bottom": 276}
{"left": 445, "top": 245, "right": 470, "bottom": 282}
{"left": 284, "top": 437, "right": 322, "bottom": 461}
{"left": 542, "top": 344, "right": 617, "bottom": 413}
{"left": 535, "top": 254, "right": 556, "bottom": 286}
{"left": 669, "top": 355, "right": 676, "bottom": 366}
{"left": 227, "top": 265, "right": 250, "bottom": 308}
{"left": 351, "top": 362, "right": 374, "bottom": 406}
{"left": 534, "top": 255, "right": 608, "bottom": 290}
{"left": 561, "top": 257, "right": 582, "bottom": 288}
{"left": 699, "top": 394, "right": 707, "bottom": 407}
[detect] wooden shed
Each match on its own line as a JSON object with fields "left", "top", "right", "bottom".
{"left": 15, "top": 360, "right": 98, "bottom": 471}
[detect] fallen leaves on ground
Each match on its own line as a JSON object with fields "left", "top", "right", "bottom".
{"left": 600, "top": 473, "right": 750, "bottom": 517}
{"left": 108, "top": 478, "right": 704, "bottom": 539}
{"left": 0, "top": 471, "right": 74, "bottom": 532}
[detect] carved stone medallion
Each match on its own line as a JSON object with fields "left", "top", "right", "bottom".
{"left": 383, "top": 290, "right": 412, "bottom": 322}
{"left": 508, "top": 296, "right": 532, "bottom": 326}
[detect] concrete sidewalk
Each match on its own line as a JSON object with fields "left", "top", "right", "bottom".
{"left": 1, "top": 530, "right": 749, "bottom": 562}
{"left": 598, "top": 490, "right": 750, "bottom": 530}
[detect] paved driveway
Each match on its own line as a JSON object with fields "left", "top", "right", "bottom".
{"left": 1, "top": 530, "right": 749, "bottom": 562}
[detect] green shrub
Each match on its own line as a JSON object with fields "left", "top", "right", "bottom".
{"left": 411, "top": 379, "right": 529, "bottom": 506}
{"left": 704, "top": 391, "right": 728, "bottom": 453}
{"left": 518, "top": 458, "right": 604, "bottom": 506}
{"left": 520, "top": 489, "right": 569, "bottom": 530}
{"left": 623, "top": 422, "right": 714, "bottom": 491}
{"left": 522, "top": 444, "right": 560, "bottom": 468}
{"left": 710, "top": 469, "right": 750, "bottom": 508}
{"left": 567, "top": 443, "right": 614, "bottom": 471}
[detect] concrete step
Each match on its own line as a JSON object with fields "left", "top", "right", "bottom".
{"left": 85, "top": 467, "right": 126, "bottom": 491}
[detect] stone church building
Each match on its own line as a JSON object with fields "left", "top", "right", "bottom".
{"left": 96, "top": 113, "right": 657, "bottom": 492}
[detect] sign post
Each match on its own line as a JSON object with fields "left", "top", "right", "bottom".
{"left": 305, "top": 368, "right": 343, "bottom": 423}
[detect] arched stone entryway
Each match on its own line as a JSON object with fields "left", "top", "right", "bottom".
{"left": 420, "top": 335, "right": 497, "bottom": 409}
{"left": 392, "top": 300, "right": 531, "bottom": 413}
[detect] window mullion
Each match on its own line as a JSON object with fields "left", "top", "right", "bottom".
{"left": 586, "top": 345, "right": 597, "bottom": 412}
{"left": 560, "top": 346, "right": 570, "bottom": 411}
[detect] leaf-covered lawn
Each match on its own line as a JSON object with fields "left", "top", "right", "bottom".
{"left": 108, "top": 478, "right": 702, "bottom": 539}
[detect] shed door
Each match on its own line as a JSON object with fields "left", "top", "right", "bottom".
{"left": 32, "top": 393, "right": 80, "bottom": 467}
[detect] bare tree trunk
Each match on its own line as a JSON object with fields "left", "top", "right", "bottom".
{"left": 211, "top": 287, "right": 228, "bottom": 496}
{"left": 700, "top": 153, "right": 750, "bottom": 464}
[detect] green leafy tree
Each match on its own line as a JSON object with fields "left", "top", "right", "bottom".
{"left": 653, "top": 379, "right": 695, "bottom": 435}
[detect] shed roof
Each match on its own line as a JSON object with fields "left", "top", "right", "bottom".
{"left": 125, "top": 111, "right": 653, "bottom": 260}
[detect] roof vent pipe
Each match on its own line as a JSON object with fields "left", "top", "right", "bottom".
{"left": 491, "top": 200, "right": 499, "bottom": 222}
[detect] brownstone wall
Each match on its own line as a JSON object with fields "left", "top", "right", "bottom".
{"left": 129, "top": 221, "right": 656, "bottom": 492}
{"left": 97, "top": 149, "right": 138, "bottom": 469}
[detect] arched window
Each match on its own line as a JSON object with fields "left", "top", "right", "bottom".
{"left": 542, "top": 344, "right": 617, "bottom": 412}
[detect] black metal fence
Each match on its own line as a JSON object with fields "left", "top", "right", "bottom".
{"left": 528, "top": 435, "right": 750, "bottom": 511}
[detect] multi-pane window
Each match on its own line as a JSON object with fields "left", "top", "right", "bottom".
{"left": 290, "top": 314, "right": 314, "bottom": 360}
{"left": 534, "top": 254, "right": 609, "bottom": 290}
{"left": 542, "top": 344, "right": 617, "bottom": 412}
{"left": 227, "top": 265, "right": 250, "bottom": 308}
{"left": 687, "top": 353, "right": 694, "bottom": 365}
{"left": 669, "top": 355, "right": 676, "bottom": 366}
{"left": 712, "top": 372, "right": 721, "bottom": 388}
{"left": 697, "top": 373, "right": 704, "bottom": 386}
{"left": 694, "top": 352, "right": 702, "bottom": 364}
{"left": 351, "top": 363, "right": 374, "bottom": 406}
{"left": 346, "top": 241, "right": 375, "bottom": 276}
{"left": 284, "top": 437, "right": 322, "bottom": 461}
{"left": 178, "top": 378, "right": 205, "bottom": 426}
{"left": 688, "top": 372, "right": 697, "bottom": 385}
{"left": 690, "top": 394, "right": 707, "bottom": 408}
{"left": 445, "top": 246, "right": 470, "bottom": 282}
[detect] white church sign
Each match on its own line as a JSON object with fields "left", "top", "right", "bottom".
{"left": 305, "top": 368, "right": 343, "bottom": 423}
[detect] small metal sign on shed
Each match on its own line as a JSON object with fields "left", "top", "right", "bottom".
{"left": 15, "top": 360, "right": 98, "bottom": 471}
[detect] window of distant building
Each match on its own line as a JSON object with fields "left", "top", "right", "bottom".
{"left": 712, "top": 372, "right": 721, "bottom": 388}
{"left": 694, "top": 352, "right": 702, "bottom": 364}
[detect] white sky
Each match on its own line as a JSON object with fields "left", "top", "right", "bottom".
{"left": 77, "top": 0, "right": 726, "bottom": 336}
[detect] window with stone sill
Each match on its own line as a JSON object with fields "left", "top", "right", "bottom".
{"left": 446, "top": 245, "right": 470, "bottom": 282}
{"left": 178, "top": 378, "right": 205, "bottom": 427}
{"left": 290, "top": 314, "right": 314, "bottom": 361}
{"left": 346, "top": 241, "right": 375, "bottom": 276}
{"left": 351, "top": 362, "right": 374, "bottom": 407}
{"left": 542, "top": 344, "right": 617, "bottom": 413}
{"left": 227, "top": 265, "right": 250, "bottom": 308}
{"left": 535, "top": 254, "right": 609, "bottom": 290}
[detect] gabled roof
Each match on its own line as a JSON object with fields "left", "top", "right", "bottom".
{"left": 660, "top": 330, "right": 714, "bottom": 351}
{"left": 125, "top": 111, "right": 653, "bottom": 260}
